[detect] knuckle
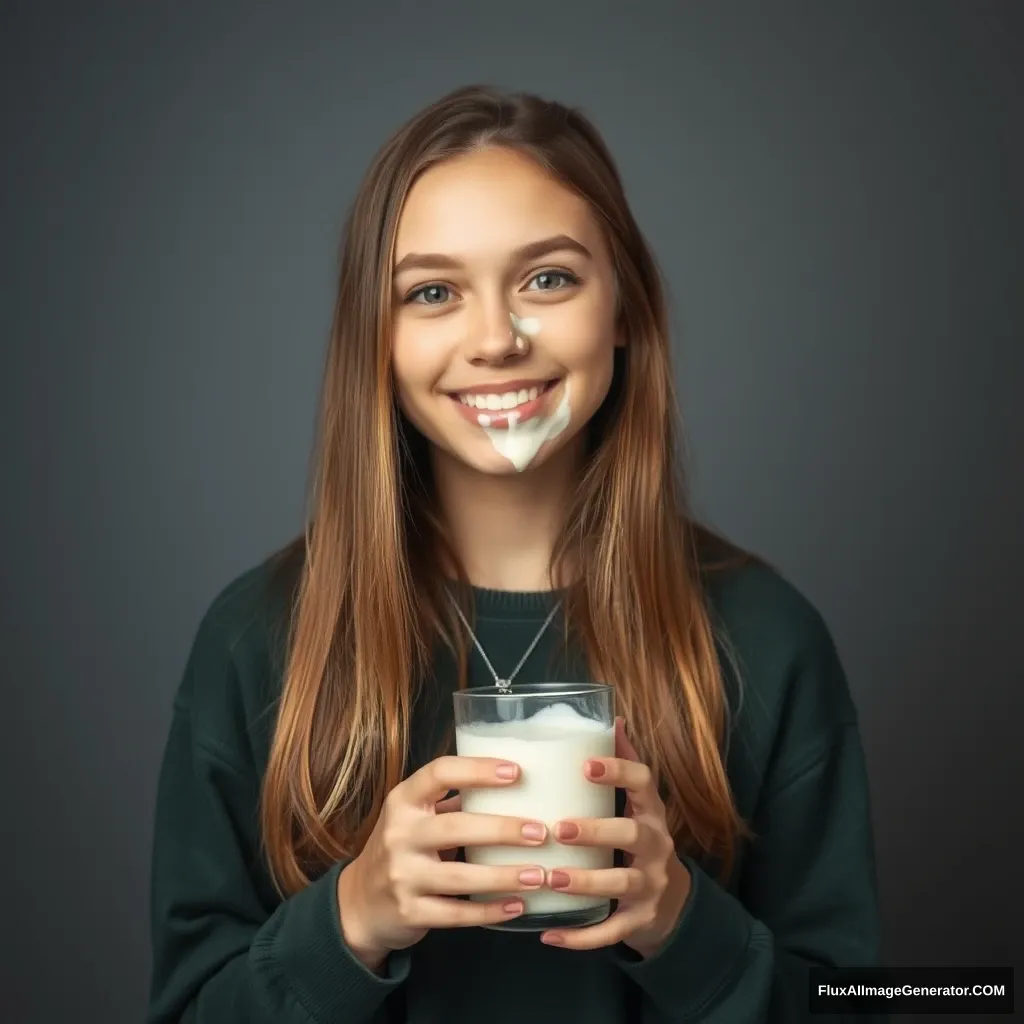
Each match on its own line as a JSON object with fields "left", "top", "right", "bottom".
{"left": 624, "top": 819, "right": 641, "bottom": 846}
{"left": 385, "top": 862, "right": 406, "bottom": 893}
{"left": 381, "top": 822, "right": 405, "bottom": 852}
{"left": 395, "top": 889, "right": 418, "bottom": 922}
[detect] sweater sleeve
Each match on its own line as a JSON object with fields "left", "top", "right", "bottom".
{"left": 147, "top": 650, "right": 409, "bottom": 1021}
{"left": 608, "top": 606, "right": 885, "bottom": 1021}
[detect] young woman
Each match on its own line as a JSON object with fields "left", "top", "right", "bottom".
{"left": 147, "top": 86, "right": 882, "bottom": 1023}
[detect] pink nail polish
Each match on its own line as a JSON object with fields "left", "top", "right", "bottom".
{"left": 555, "top": 821, "right": 579, "bottom": 841}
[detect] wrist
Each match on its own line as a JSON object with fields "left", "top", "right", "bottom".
{"left": 337, "top": 860, "right": 389, "bottom": 973}
{"left": 628, "top": 858, "right": 692, "bottom": 960}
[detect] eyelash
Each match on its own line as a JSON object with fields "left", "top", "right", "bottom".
{"left": 403, "top": 269, "right": 581, "bottom": 306}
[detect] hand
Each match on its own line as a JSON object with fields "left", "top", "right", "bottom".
{"left": 539, "top": 717, "right": 692, "bottom": 957}
{"left": 337, "top": 756, "right": 550, "bottom": 970}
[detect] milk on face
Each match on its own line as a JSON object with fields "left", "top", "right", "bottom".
{"left": 455, "top": 702, "right": 616, "bottom": 914}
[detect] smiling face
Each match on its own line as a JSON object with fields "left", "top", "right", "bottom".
{"left": 391, "top": 145, "right": 620, "bottom": 477}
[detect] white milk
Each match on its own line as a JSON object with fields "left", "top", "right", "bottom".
{"left": 478, "top": 378, "right": 573, "bottom": 474}
{"left": 455, "top": 702, "right": 615, "bottom": 914}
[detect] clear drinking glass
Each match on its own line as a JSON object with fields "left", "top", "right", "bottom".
{"left": 453, "top": 682, "right": 616, "bottom": 932}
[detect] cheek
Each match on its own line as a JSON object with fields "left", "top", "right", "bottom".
{"left": 546, "top": 297, "right": 617, "bottom": 376}
{"left": 391, "top": 321, "right": 445, "bottom": 401}
{"left": 546, "top": 281, "right": 614, "bottom": 341}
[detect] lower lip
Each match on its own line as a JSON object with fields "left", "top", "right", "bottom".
{"left": 449, "top": 380, "right": 560, "bottom": 428}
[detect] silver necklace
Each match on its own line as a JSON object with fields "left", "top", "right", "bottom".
{"left": 449, "top": 592, "right": 563, "bottom": 693}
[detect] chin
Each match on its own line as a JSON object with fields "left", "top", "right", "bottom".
{"left": 465, "top": 446, "right": 556, "bottom": 476}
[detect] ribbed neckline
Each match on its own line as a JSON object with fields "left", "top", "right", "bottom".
{"left": 444, "top": 578, "right": 566, "bottom": 617}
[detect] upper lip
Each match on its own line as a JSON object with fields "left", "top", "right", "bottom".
{"left": 448, "top": 377, "right": 558, "bottom": 396}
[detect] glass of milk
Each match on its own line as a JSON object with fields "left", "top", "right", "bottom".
{"left": 453, "top": 682, "right": 616, "bottom": 931}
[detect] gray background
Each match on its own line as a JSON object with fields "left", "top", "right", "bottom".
{"left": 3, "top": 1, "right": 1021, "bottom": 1021}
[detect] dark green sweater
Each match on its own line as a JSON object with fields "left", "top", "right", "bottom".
{"left": 147, "top": 555, "right": 882, "bottom": 1023}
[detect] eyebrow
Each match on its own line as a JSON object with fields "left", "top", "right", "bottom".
{"left": 392, "top": 233, "right": 593, "bottom": 276}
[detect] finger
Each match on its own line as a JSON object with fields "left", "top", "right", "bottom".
{"left": 435, "top": 793, "right": 463, "bottom": 862}
{"left": 615, "top": 716, "right": 642, "bottom": 762}
{"left": 546, "top": 865, "right": 646, "bottom": 899}
{"left": 542, "top": 906, "right": 648, "bottom": 951}
{"left": 416, "top": 811, "right": 548, "bottom": 852}
{"left": 403, "top": 755, "right": 521, "bottom": 806}
{"left": 415, "top": 859, "right": 548, "bottom": 896}
{"left": 553, "top": 816, "right": 642, "bottom": 852}
{"left": 585, "top": 755, "right": 656, "bottom": 807}
{"left": 435, "top": 793, "right": 462, "bottom": 814}
{"left": 415, "top": 893, "right": 529, "bottom": 929}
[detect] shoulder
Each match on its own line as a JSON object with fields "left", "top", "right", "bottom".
{"left": 187, "top": 544, "right": 301, "bottom": 677}
{"left": 702, "top": 556, "right": 838, "bottom": 670}
{"left": 175, "top": 540, "right": 304, "bottom": 768}
{"left": 697, "top": 547, "right": 860, "bottom": 795}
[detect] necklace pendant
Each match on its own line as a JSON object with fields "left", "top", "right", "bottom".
{"left": 495, "top": 678, "right": 512, "bottom": 693}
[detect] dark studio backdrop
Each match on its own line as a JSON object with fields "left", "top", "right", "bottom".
{"left": 2, "top": 2, "right": 1021, "bottom": 1021}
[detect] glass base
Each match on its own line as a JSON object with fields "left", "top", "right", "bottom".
{"left": 482, "top": 900, "right": 612, "bottom": 932}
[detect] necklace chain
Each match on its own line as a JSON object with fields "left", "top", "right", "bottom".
{"left": 448, "top": 592, "right": 563, "bottom": 693}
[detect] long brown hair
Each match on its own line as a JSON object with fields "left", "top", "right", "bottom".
{"left": 260, "top": 85, "right": 752, "bottom": 896}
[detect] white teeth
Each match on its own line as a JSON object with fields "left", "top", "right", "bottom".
{"left": 458, "top": 385, "right": 544, "bottom": 410}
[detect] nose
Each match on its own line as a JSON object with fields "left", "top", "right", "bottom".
{"left": 469, "top": 297, "right": 521, "bottom": 364}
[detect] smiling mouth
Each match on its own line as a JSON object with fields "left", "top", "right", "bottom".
{"left": 447, "top": 378, "right": 562, "bottom": 427}
{"left": 449, "top": 378, "right": 560, "bottom": 412}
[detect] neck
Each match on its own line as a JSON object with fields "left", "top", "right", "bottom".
{"left": 432, "top": 437, "right": 584, "bottom": 592}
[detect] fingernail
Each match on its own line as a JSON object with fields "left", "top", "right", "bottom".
{"left": 555, "top": 821, "right": 579, "bottom": 841}
{"left": 503, "top": 899, "right": 524, "bottom": 914}
{"left": 542, "top": 932, "right": 564, "bottom": 945}
{"left": 496, "top": 762, "right": 519, "bottom": 780}
{"left": 587, "top": 760, "right": 606, "bottom": 778}
{"left": 518, "top": 868, "right": 544, "bottom": 886}
{"left": 521, "top": 822, "right": 546, "bottom": 841}
{"left": 549, "top": 870, "right": 571, "bottom": 889}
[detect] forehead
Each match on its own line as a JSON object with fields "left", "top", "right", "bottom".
{"left": 394, "top": 146, "right": 601, "bottom": 261}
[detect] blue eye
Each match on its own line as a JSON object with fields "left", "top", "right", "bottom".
{"left": 406, "top": 284, "right": 451, "bottom": 305}
{"left": 526, "top": 270, "right": 579, "bottom": 291}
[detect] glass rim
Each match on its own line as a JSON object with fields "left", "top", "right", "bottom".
{"left": 453, "top": 682, "right": 613, "bottom": 700}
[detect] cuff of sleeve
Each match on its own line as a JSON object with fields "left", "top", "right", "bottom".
{"left": 610, "top": 856, "right": 752, "bottom": 1015}
{"left": 260, "top": 861, "right": 410, "bottom": 1021}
